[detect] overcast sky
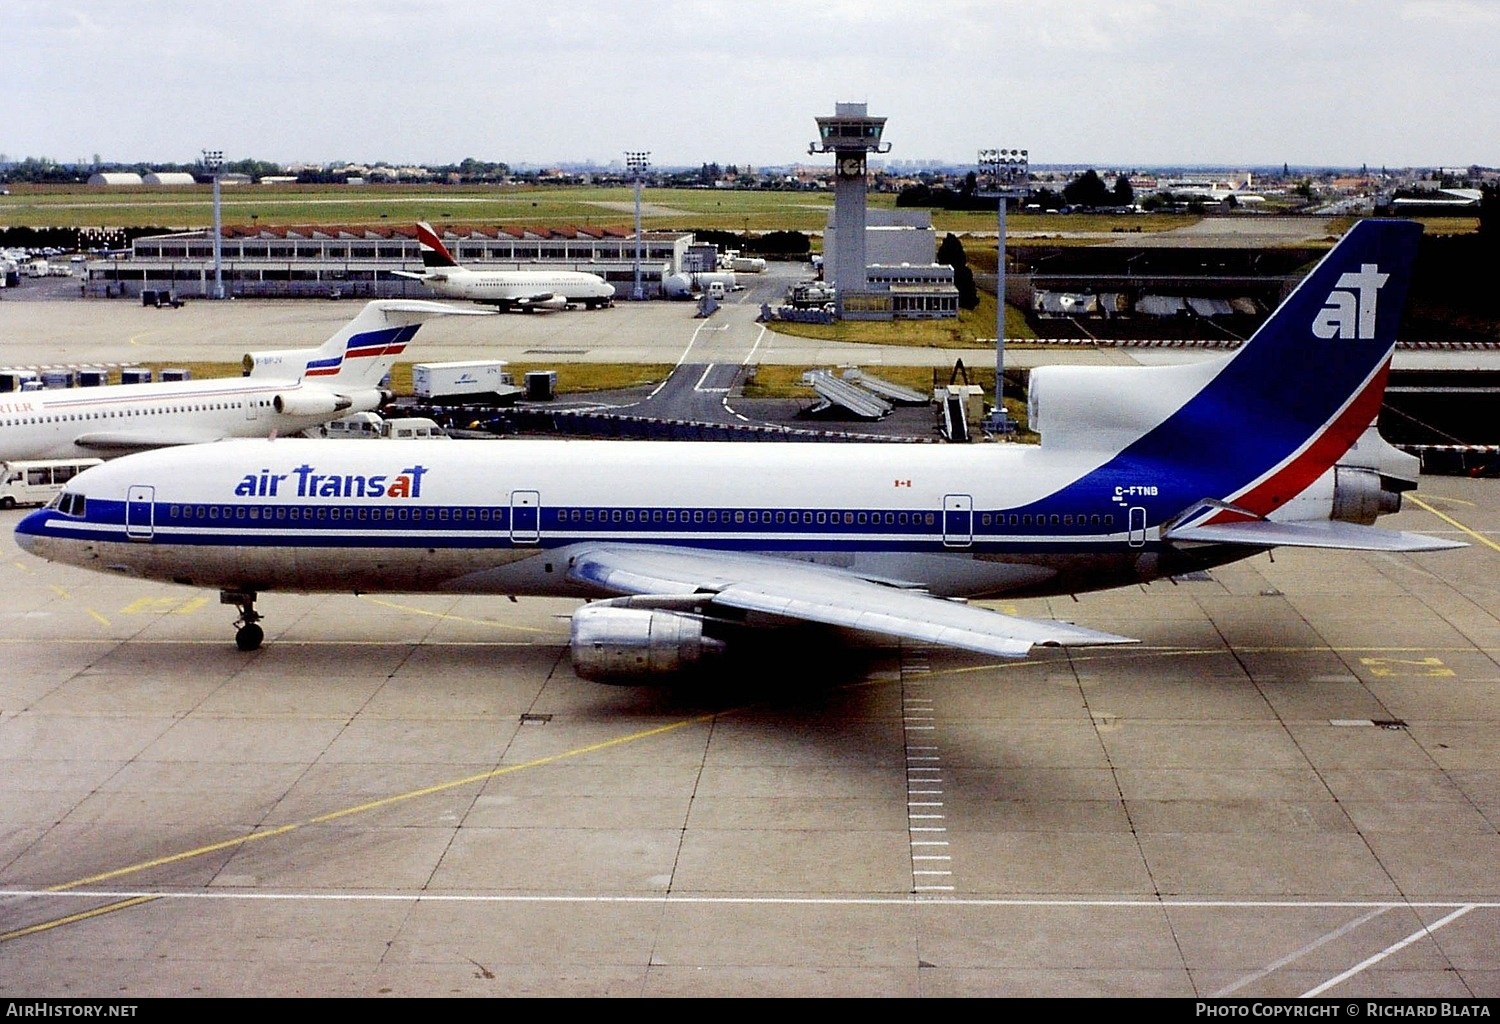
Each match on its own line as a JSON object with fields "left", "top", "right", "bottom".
{"left": 5, "top": 0, "right": 1496, "bottom": 171}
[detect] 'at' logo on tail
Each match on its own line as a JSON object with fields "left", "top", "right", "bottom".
{"left": 1313, "top": 264, "right": 1391, "bottom": 341}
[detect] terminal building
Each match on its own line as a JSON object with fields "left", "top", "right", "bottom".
{"left": 84, "top": 223, "right": 697, "bottom": 300}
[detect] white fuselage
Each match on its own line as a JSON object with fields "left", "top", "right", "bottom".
{"left": 0, "top": 379, "right": 379, "bottom": 461}
{"left": 15, "top": 436, "right": 1244, "bottom": 602}
{"left": 420, "top": 268, "right": 614, "bottom": 307}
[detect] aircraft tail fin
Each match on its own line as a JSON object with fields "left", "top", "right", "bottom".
{"left": 415, "top": 221, "right": 460, "bottom": 270}
{"left": 303, "top": 299, "right": 491, "bottom": 388}
{"left": 1105, "top": 220, "right": 1421, "bottom": 515}
{"left": 1034, "top": 220, "right": 1425, "bottom": 536}
{"left": 1177, "top": 218, "right": 1421, "bottom": 520}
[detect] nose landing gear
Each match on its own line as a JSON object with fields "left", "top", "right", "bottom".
{"left": 221, "top": 589, "right": 264, "bottom": 651}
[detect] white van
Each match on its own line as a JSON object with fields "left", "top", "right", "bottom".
{"left": 315, "top": 411, "right": 384, "bottom": 439}
{"left": 379, "top": 417, "right": 448, "bottom": 440}
{"left": 0, "top": 459, "right": 104, "bottom": 509}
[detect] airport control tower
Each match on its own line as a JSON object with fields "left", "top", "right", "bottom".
{"left": 810, "top": 102, "right": 889, "bottom": 316}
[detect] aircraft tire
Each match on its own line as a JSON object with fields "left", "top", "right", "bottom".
{"left": 235, "top": 623, "right": 264, "bottom": 652}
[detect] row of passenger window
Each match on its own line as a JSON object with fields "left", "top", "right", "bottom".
{"left": 152, "top": 504, "right": 1119, "bottom": 530}
{"left": 979, "top": 512, "right": 1116, "bottom": 528}
{"left": 556, "top": 508, "right": 941, "bottom": 527}
{"left": 167, "top": 504, "right": 504, "bottom": 523}
{"left": 4, "top": 400, "right": 263, "bottom": 427}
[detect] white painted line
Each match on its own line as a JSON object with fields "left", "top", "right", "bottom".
{"left": 740, "top": 325, "right": 769, "bottom": 366}
{"left": 1214, "top": 906, "right": 1392, "bottom": 997}
{"left": 1301, "top": 906, "right": 1476, "bottom": 998}
{"left": 15, "top": 891, "right": 1497, "bottom": 910}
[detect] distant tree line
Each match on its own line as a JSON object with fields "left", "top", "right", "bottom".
{"left": 897, "top": 169, "right": 1134, "bottom": 211}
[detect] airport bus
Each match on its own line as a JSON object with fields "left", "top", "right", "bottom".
{"left": 0, "top": 459, "right": 104, "bottom": 509}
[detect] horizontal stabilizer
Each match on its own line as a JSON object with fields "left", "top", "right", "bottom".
{"left": 367, "top": 299, "right": 492, "bottom": 320}
{"left": 1165, "top": 518, "right": 1464, "bottom": 552}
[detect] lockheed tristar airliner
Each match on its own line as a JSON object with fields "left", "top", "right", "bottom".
{"left": 394, "top": 222, "right": 616, "bottom": 312}
{"left": 16, "top": 221, "right": 1461, "bottom": 680}
{"left": 0, "top": 299, "right": 489, "bottom": 461}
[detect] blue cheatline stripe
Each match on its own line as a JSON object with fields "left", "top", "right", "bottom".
{"left": 24, "top": 498, "right": 1138, "bottom": 555}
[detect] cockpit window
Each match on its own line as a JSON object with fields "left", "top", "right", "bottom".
{"left": 54, "top": 491, "right": 87, "bottom": 517}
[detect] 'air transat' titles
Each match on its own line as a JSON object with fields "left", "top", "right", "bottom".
{"left": 234, "top": 464, "right": 429, "bottom": 499}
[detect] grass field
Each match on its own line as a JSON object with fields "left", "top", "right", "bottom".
{"left": 128, "top": 360, "right": 676, "bottom": 397}
{"left": 1, "top": 182, "right": 1201, "bottom": 238}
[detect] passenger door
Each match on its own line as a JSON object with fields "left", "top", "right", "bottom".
{"left": 942, "top": 493, "right": 973, "bottom": 548}
{"left": 126, "top": 485, "right": 155, "bottom": 540}
{"left": 510, "top": 490, "right": 540, "bottom": 545}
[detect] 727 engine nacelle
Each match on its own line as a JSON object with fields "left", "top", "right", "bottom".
{"left": 569, "top": 604, "right": 726, "bottom": 682}
{"left": 272, "top": 388, "right": 384, "bottom": 417}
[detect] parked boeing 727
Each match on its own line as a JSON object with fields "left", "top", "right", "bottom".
{"left": 16, "top": 221, "right": 1460, "bottom": 677}
{"left": 394, "top": 222, "right": 616, "bottom": 311}
{"left": 0, "top": 300, "right": 490, "bottom": 461}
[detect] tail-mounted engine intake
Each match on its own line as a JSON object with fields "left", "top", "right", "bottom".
{"left": 569, "top": 604, "right": 726, "bottom": 682}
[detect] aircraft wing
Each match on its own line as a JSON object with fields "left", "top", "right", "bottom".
{"left": 567, "top": 545, "right": 1136, "bottom": 659}
{"left": 1164, "top": 519, "right": 1464, "bottom": 552}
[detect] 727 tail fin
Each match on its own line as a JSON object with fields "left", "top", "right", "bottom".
{"left": 302, "top": 299, "right": 491, "bottom": 388}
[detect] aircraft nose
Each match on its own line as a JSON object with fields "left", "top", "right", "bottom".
{"left": 14, "top": 509, "right": 52, "bottom": 557}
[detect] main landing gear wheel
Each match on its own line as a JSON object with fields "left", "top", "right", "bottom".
{"left": 235, "top": 622, "right": 264, "bottom": 652}
{"left": 221, "top": 589, "right": 264, "bottom": 651}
